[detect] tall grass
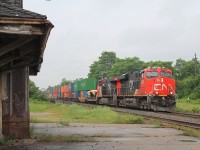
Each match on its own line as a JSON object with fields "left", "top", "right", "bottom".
{"left": 30, "top": 101, "right": 143, "bottom": 124}
{"left": 30, "top": 100, "right": 53, "bottom": 112}
{"left": 176, "top": 99, "right": 200, "bottom": 113}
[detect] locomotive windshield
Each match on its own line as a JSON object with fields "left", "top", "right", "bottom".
{"left": 160, "top": 72, "right": 172, "bottom": 78}
{"left": 146, "top": 71, "right": 158, "bottom": 79}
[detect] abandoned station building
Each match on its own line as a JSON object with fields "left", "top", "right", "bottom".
{"left": 0, "top": 0, "right": 53, "bottom": 138}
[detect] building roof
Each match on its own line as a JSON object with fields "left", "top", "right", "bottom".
{"left": 0, "top": 1, "right": 47, "bottom": 19}
{"left": 0, "top": 0, "right": 53, "bottom": 75}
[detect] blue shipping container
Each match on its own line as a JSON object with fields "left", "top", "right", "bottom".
{"left": 68, "top": 83, "right": 74, "bottom": 92}
{"left": 73, "top": 91, "right": 79, "bottom": 98}
{"left": 83, "top": 91, "right": 87, "bottom": 97}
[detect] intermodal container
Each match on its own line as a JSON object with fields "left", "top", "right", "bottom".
{"left": 53, "top": 87, "right": 58, "bottom": 99}
{"left": 64, "top": 85, "right": 69, "bottom": 98}
{"left": 63, "top": 85, "right": 68, "bottom": 93}
{"left": 68, "top": 83, "right": 74, "bottom": 92}
{"left": 68, "top": 92, "right": 73, "bottom": 98}
{"left": 74, "top": 80, "right": 79, "bottom": 91}
{"left": 79, "top": 79, "right": 86, "bottom": 91}
{"left": 73, "top": 91, "right": 79, "bottom": 98}
{"left": 83, "top": 90, "right": 87, "bottom": 97}
{"left": 61, "top": 86, "right": 64, "bottom": 98}
{"left": 85, "top": 78, "right": 97, "bottom": 90}
{"left": 58, "top": 87, "right": 61, "bottom": 99}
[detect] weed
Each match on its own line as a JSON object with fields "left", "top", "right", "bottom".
{"left": 0, "top": 136, "right": 13, "bottom": 145}
{"left": 59, "top": 119, "right": 70, "bottom": 126}
{"left": 148, "top": 119, "right": 163, "bottom": 128}
{"left": 192, "top": 108, "right": 200, "bottom": 113}
{"left": 38, "top": 134, "right": 85, "bottom": 142}
{"left": 182, "top": 128, "right": 200, "bottom": 137}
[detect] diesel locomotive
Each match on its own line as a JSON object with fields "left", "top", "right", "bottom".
{"left": 96, "top": 67, "right": 176, "bottom": 111}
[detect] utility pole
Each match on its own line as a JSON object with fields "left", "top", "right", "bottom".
{"left": 194, "top": 53, "right": 198, "bottom": 77}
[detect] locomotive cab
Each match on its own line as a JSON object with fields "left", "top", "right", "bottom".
{"left": 139, "top": 67, "right": 176, "bottom": 111}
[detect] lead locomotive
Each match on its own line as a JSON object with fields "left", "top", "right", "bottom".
{"left": 96, "top": 67, "right": 176, "bottom": 111}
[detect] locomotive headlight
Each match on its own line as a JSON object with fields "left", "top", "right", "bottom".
{"left": 170, "top": 92, "right": 173, "bottom": 95}
{"left": 155, "top": 91, "right": 158, "bottom": 95}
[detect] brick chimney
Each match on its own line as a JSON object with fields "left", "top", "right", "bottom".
{"left": 0, "top": 0, "right": 23, "bottom": 8}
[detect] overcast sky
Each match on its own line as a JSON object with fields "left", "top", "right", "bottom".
{"left": 24, "top": 0, "right": 200, "bottom": 89}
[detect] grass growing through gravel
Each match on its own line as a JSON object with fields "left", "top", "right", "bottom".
{"left": 176, "top": 99, "right": 200, "bottom": 113}
{"left": 30, "top": 101, "right": 144, "bottom": 124}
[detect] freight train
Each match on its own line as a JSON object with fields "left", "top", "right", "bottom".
{"left": 48, "top": 67, "right": 176, "bottom": 111}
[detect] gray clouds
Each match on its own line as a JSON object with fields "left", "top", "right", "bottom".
{"left": 24, "top": 0, "right": 200, "bottom": 88}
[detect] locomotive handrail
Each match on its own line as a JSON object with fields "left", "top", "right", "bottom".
{"left": 168, "top": 84, "right": 175, "bottom": 94}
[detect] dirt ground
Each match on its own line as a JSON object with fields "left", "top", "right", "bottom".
{"left": 0, "top": 123, "right": 200, "bottom": 150}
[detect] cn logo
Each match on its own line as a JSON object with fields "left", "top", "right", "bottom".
{"left": 154, "top": 84, "right": 167, "bottom": 90}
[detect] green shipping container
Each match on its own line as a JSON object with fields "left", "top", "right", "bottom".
{"left": 85, "top": 78, "right": 97, "bottom": 90}
{"left": 74, "top": 78, "right": 97, "bottom": 91}
{"left": 79, "top": 79, "right": 86, "bottom": 91}
{"left": 74, "top": 80, "right": 80, "bottom": 91}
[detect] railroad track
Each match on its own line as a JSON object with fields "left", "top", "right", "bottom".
{"left": 168, "top": 112, "right": 200, "bottom": 119}
{"left": 56, "top": 99, "right": 200, "bottom": 130}
{"left": 111, "top": 107, "right": 200, "bottom": 130}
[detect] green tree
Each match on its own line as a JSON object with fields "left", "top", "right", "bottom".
{"left": 60, "top": 78, "right": 71, "bottom": 86}
{"left": 88, "top": 51, "right": 118, "bottom": 79}
{"left": 29, "top": 80, "right": 48, "bottom": 101}
{"left": 145, "top": 61, "right": 173, "bottom": 70}
{"left": 174, "top": 57, "right": 200, "bottom": 99}
{"left": 107, "top": 57, "right": 145, "bottom": 77}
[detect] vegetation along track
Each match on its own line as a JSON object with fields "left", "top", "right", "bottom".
{"left": 56, "top": 99, "right": 200, "bottom": 129}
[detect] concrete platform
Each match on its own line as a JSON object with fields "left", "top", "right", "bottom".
{"left": 0, "top": 123, "right": 200, "bottom": 150}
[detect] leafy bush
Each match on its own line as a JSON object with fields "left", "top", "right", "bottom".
{"left": 29, "top": 80, "right": 49, "bottom": 101}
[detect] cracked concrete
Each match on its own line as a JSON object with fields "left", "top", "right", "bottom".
{"left": 0, "top": 123, "right": 200, "bottom": 150}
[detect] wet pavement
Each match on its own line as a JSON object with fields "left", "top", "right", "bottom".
{"left": 0, "top": 123, "right": 200, "bottom": 150}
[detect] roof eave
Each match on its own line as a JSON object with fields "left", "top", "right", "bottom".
{"left": 36, "top": 22, "right": 54, "bottom": 74}
{"left": 0, "top": 16, "right": 54, "bottom": 75}
{"left": 0, "top": 17, "right": 53, "bottom": 25}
